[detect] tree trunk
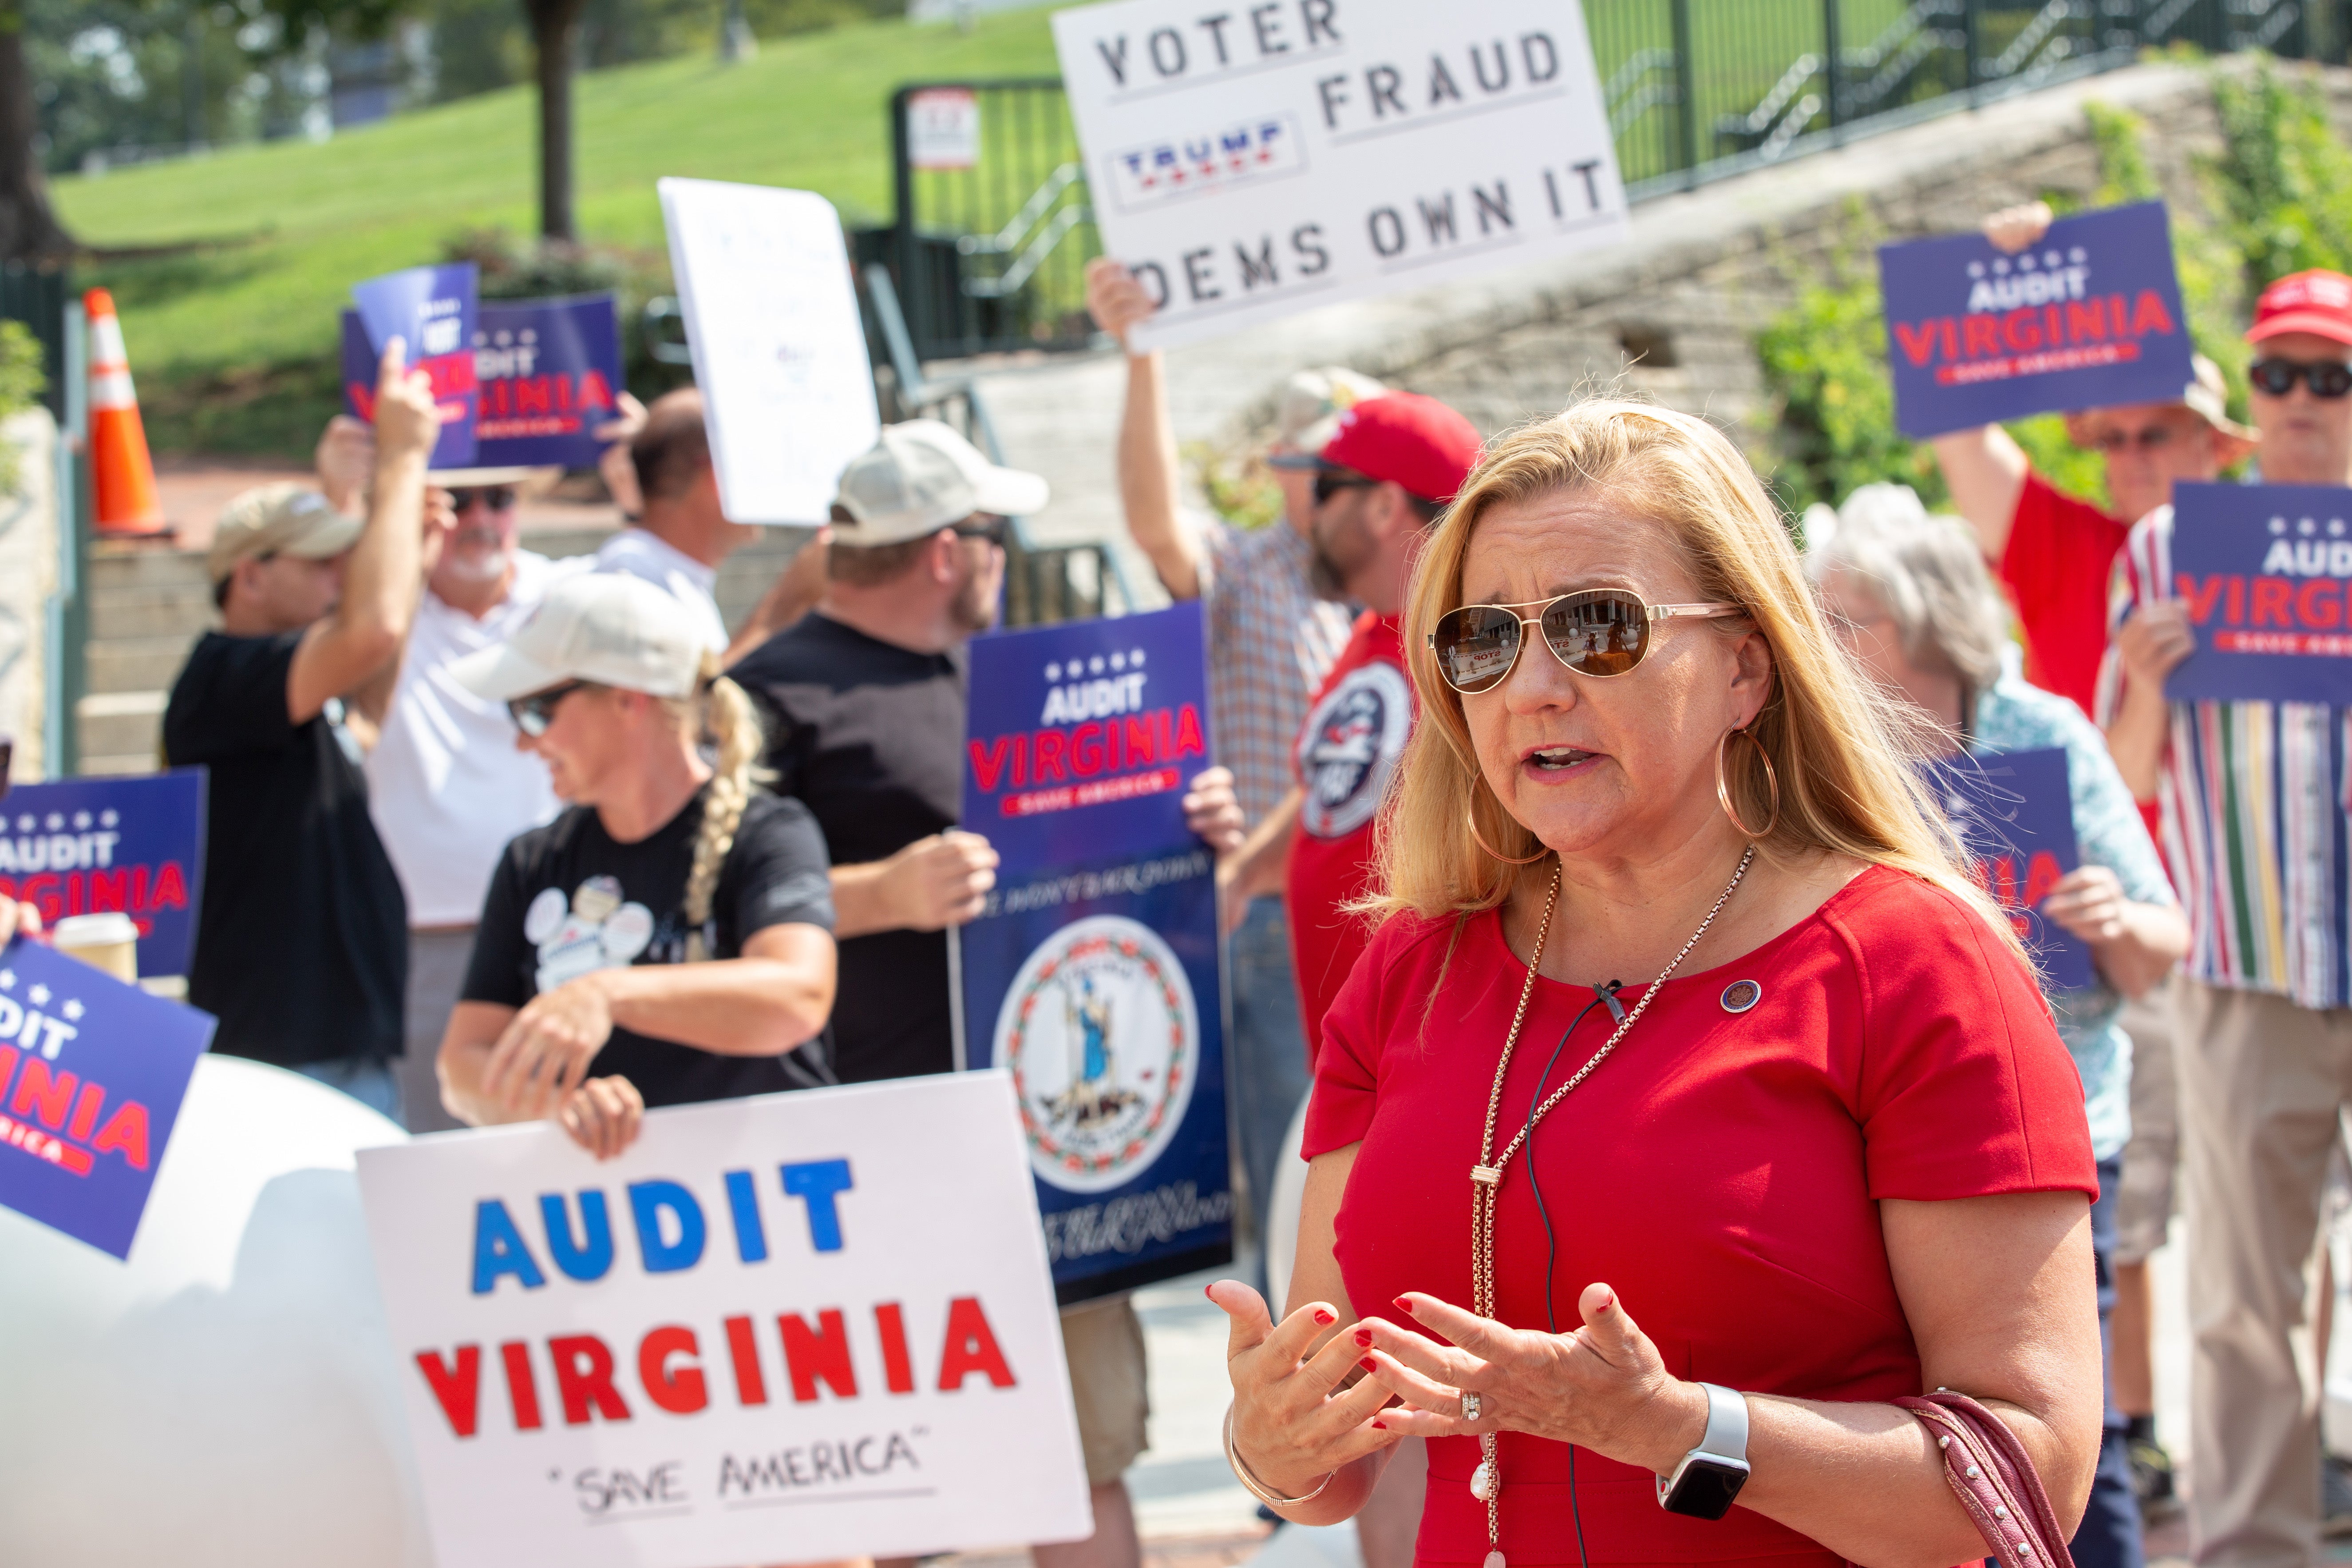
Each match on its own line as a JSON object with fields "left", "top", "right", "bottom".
{"left": 528, "top": 0, "right": 586, "bottom": 242}
{"left": 0, "top": 7, "right": 75, "bottom": 262}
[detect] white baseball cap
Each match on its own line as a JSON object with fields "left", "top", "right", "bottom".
{"left": 449, "top": 571, "right": 706, "bottom": 703}
{"left": 831, "top": 419, "right": 1050, "bottom": 546}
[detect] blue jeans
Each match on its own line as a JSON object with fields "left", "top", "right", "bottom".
{"left": 1227, "top": 895, "right": 1313, "bottom": 1281}
{"left": 293, "top": 1055, "right": 403, "bottom": 1123}
{"left": 2068, "top": 1154, "right": 2143, "bottom": 1568}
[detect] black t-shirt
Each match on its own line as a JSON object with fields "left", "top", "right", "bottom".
{"left": 730, "top": 612, "right": 965, "bottom": 1084}
{"left": 460, "top": 788, "right": 838, "bottom": 1107}
{"left": 162, "top": 630, "right": 408, "bottom": 1066}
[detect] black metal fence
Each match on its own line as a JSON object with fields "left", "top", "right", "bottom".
{"left": 0, "top": 264, "right": 71, "bottom": 420}
{"left": 881, "top": 0, "right": 2336, "bottom": 361}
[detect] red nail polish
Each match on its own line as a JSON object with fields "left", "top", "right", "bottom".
{"left": 1353, "top": 1328, "right": 1374, "bottom": 1347}
{"left": 1313, "top": 1308, "right": 1336, "bottom": 1326}
{"left": 1204, "top": 1285, "right": 1216, "bottom": 1300}
{"left": 1359, "top": 1355, "right": 1378, "bottom": 1372}
{"left": 1371, "top": 1420, "right": 1387, "bottom": 1430}
{"left": 1394, "top": 1296, "right": 1415, "bottom": 1315}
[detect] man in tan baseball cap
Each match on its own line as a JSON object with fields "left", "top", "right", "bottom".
{"left": 161, "top": 342, "right": 440, "bottom": 1118}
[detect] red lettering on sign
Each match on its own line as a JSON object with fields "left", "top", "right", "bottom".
{"left": 967, "top": 736, "right": 1011, "bottom": 793}
{"left": 2253, "top": 576, "right": 2295, "bottom": 628}
{"left": 780, "top": 1309, "right": 859, "bottom": 1402}
{"left": 937, "top": 1295, "right": 1017, "bottom": 1390}
{"left": 876, "top": 1301, "right": 917, "bottom": 1394}
{"left": 724, "top": 1314, "right": 767, "bottom": 1406}
{"left": 549, "top": 1334, "right": 632, "bottom": 1425}
{"left": 1962, "top": 315, "right": 2001, "bottom": 359}
{"left": 1892, "top": 320, "right": 1941, "bottom": 366}
{"left": 416, "top": 1345, "right": 482, "bottom": 1438}
{"left": 1175, "top": 703, "right": 1208, "bottom": 758}
{"left": 2301, "top": 578, "right": 2344, "bottom": 630}
{"left": 12, "top": 1058, "right": 73, "bottom": 1129}
{"left": 90, "top": 1100, "right": 149, "bottom": 1169}
{"left": 2131, "top": 289, "right": 2177, "bottom": 337}
{"left": 67, "top": 1082, "right": 103, "bottom": 1142}
{"left": 2001, "top": 307, "right": 2041, "bottom": 352}
{"left": 1032, "top": 730, "right": 1069, "bottom": 784}
{"left": 1070, "top": 722, "right": 1106, "bottom": 777}
{"left": 2176, "top": 574, "right": 2227, "bottom": 624}
{"left": 152, "top": 861, "right": 189, "bottom": 912}
{"left": 638, "top": 1325, "right": 709, "bottom": 1415}
{"left": 501, "top": 1340, "right": 543, "bottom": 1430}
{"left": 2067, "top": 300, "right": 2108, "bottom": 341}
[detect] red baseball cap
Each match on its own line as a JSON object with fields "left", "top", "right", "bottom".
{"left": 1318, "top": 392, "right": 1483, "bottom": 505}
{"left": 2249, "top": 269, "right": 2352, "bottom": 347}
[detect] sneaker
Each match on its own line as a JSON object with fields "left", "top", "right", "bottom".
{"left": 2127, "top": 1416, "right": 2178, "bottom": 1521}
{"left": 2324, "top": 1453, "right": 2352, "bottom": 1539}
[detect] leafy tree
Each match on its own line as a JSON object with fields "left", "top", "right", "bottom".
{"left": 1, "top": 0, "right": 76, "bottom": 258}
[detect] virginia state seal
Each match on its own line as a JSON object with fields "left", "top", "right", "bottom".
{"left": 993, "top": 914, "right": 1200, "bottom": 1194}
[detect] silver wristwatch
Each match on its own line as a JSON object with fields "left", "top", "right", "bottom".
{"left": 1656, "top": 1381, "right": 1751, "bottom": 1519}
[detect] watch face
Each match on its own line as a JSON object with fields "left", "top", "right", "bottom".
{"left": 1662, "top": 1457, "right": 1750, "bottom": 1520}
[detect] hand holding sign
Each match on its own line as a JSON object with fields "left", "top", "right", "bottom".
{"left": 1086, "top": 257, "right": 1159, "bottom": 352}
{"left": 373, "top": 336, "right": 445, "bottom": 467}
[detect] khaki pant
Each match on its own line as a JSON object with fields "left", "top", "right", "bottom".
{"left": 2178, "top": 976, "right": 2352, "bottom": 1568}
{"left": 1060, "top": 1295, "right": 1149, "bottom": 1487}
{"left": 2116, "top": 989, "right": 2180, "bottom": 1266}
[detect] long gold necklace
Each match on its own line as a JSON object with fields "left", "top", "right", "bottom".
{"left": 1465, "top": 845, "right": 1755, "bottom": 1568}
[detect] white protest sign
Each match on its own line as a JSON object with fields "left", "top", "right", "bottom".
{"left": 356, "top": 1073, "right": 1091, "bottom": 1568}
{"left": 1052, "top": 0, "right": 1629, "bottom": 351}
{"left": 658, "top": 179, "right": 882, "bottom": 524}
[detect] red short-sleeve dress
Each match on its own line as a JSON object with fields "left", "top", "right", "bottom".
{"left": 1303, "top": 865, "right": 2096, "bottom": 1568}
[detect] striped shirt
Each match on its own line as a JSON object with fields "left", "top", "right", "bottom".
{"left": 1196, "top": 517, "right": 1356, "bottom": 828}
{"left": 2099, "top": 505, "right": 2352, "bottom": 1008}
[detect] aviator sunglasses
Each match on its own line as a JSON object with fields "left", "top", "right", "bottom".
{"left": 1428, "top": 589, "right": 1743, "bottom": 694}
{"left": 2249, "top": 358, "right": 2352, "bottom": 399}
{"left": 449, "top": 486, "right": 519, "bottom": 513}
{"left": 508, "top": 680, "right": 592, "bottom": 737}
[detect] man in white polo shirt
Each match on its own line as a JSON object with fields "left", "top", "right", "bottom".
{"left": 363, "top": 469, "right": 585, "bottom": 1130}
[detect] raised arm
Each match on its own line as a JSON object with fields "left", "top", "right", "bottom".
{"left": 2103, "top": 601, "right": 2193, "bottom": 801}
{"left": 288, "top": 341, "right": 439, "bottom": 724}
{"left": 1930, "top": 424, "right": 2032, "bottom": 561}
{"left": 1086, "top": 257, "right": 1205, "bottom": 600}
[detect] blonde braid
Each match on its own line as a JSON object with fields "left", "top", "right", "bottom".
{"left": 681, "top": 652, "right": 769, "bottom": 962}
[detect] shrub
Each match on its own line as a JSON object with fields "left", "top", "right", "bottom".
{"left": 0, "top": 321, "right": 49, "bottom": 497}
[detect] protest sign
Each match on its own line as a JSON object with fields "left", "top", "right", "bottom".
{"left": 0, "top": 936, "right": 216, "bottom": 1258}
{"left": 957, "top": 602, "right": 1230, "bottom": 1303}
{"left": 349, "top": 262, "right": 481, "bottom": 468}
{"left": 2163, "top": 481, "right": 2352, "bottom": 706}
{"left": 356, "top": 1073, "right": 1090, "bottom": 1568}
{"left": 657, "top": 179, "right": 881, "bottom": 524}
{"left": 0, "top": 770, "right": 206, "bottom": 978}
{"left": 344, "top": 294, "right": 624, "bottom": 472}
{"left": 1930, "top": 746, "right": 2094, "bottom": 992}
{"left": 1879, "top": 201, "right": 2194, "bottom": 438}
{"left": 1052, "top": 0, "right": 1627, "bottom": 352}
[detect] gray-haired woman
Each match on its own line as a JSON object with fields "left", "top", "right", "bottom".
{"left": 1808, "top": 484, "right": 2187, "bottom": 1568}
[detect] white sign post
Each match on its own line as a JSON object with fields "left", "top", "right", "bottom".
{"left": 658, "top": 178, "right": 883, "bottom": 524}
{"left": 1051, "top": 0, "right": 1628, "bottom": 351}
{"left": 356, "top": 1074, "right": 1091, "bottom": 1568}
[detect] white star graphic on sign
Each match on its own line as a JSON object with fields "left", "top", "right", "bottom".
{"left": 13, "top": 816, "right": 28, "bottom": 832}
{"left": 99, "top": 811, "right": 118, "bottom": 828}
{"left": 1089, "top": 656, "right": 1106, "bottom": 675}
{"left": 1130, "top": 648, "right": 1146, "bottom": 666}
{"left": 43, "top": 814, "right": 60, "bottom": 831}
{"left": 2303, "top": 517, "right": 2320, "bottom": 536}
{"left": 2070, "top": 247, "right": 2088, "bottom": 264}
{"left": 72, "top": 812, "right": 90, "bottom": 830}
{"left": 29, "top": 984, "right": 51, "bottom": 1006}
{"left": 2272, "top": 517, "right": 2291, "bottom": 534}
{"left": 1045, "top": 663, "right": 1060, "bottom": 682}
{"left": 2333, "top": 519, "right": 2347, "bottom": 537}
{"left": 2044, "top": 251, "right": 2063, "bottom": 268}
{"left": 61, "top": 1000, "right": 83, "bottom": 1021}
{"left": 1968, "top": 261, "right": 1985, "bottom": 279}
{"left": 1110, "top": 652, "right": 1126, "bottom": 671}
{"left": 1, "top": 970, "right": 19, "bottom": 991}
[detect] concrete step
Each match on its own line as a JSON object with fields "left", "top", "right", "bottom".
{"left": 75, "top": 690, "right": 166, "bottom": 771}
{"left": 88, "top": 634, "right": 200, "bottom": 696}
{"left": 87, "top": 543, "right": 212, "bottom": 593}
{"left": 90, "top": 581, "right": 215, "bottom": 642}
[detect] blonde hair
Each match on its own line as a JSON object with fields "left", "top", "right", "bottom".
{"left": 668, "top": 651, "right": 771, "bottom": 962}
{"left": 1377, "top": 398, "right": 2018, "bottom": 961}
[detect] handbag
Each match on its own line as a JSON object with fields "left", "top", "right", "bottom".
{"left": 1893, "top": 1390, "right": 2078, "bottom": 1568}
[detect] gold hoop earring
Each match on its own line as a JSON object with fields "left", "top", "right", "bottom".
{"left": 1715, "top": 725, "right": 1781, "bottom": 840}
{"left": 1466, "top": 793, "right": 1548, "bottom": 865}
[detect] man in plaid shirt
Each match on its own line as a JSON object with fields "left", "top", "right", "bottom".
{"left": 1084, "top": 257, "right": 1366, "bottom": 1268}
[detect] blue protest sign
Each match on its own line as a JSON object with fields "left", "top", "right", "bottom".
{"left": 0, "top": 936, "right": 216, "bottom": 1258}
{"left": 0, "top": 771, "right": 206, "bottom": 978}
{"left": 958, "top": 603, "right": 1229, "bottom": 1303}
{"left": 1931, "top": 746, "right": 2094, "bottom": 992}
{"left": 2163, "top": 481, "right": 2352, "bottom": 706}
{"left": 469, "top": 294, "right": 624, "bottom": 469}
{"left": 1880, "top": 201, "right": 2194, "bottom": 438}
{"left": 348, "top": 262, "right": 480, "bottom": 468}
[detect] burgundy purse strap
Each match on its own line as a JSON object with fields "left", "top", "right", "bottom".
{"left": 1893, "top": 1392, "right": 2077, "bottom": 1568}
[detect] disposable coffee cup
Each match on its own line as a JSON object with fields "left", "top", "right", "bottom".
{"left": 52, "top": 912, "right": 138, "bottom": 984}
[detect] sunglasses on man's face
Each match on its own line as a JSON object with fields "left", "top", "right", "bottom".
{"left": 1428, "top": 589, "right": 1744, "bottom": 694}
{"left": 508, "top": 680, "right": 591, "bottom": 738}
{"left": 450, "top": 486, "right": 518, "bottom": 513}
{"left": 2089, "top": 423, "right": 2184, "bottom": 454}
{"left": 1313, "top": 471, "right": 1377, "bottom": 507}
{"left": 952, "top": 515, "right": 1009, "bottom": 547}
{"left": 2250, "top": 358, "right": 2352, "bottom": 399}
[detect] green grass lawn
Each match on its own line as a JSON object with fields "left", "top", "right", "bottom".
{"left": 54, "top": 7, "right": 1064, "bottom": 454}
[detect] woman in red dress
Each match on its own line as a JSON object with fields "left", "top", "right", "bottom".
{"left": 1211, "top": 401, "right": 2104, "bottom": 1568}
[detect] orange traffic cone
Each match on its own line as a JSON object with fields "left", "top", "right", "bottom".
{"left": 84, "top": 288, "right": 168, "bottom": 538}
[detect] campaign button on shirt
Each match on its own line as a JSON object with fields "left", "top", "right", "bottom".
{"left": 1297, "top": 659, "right": 1412, "bottom": 840}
